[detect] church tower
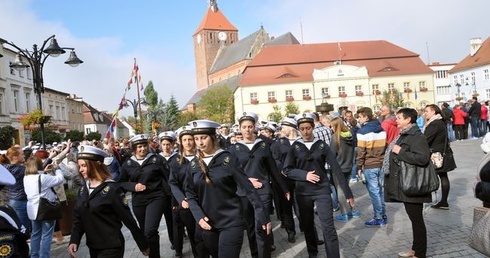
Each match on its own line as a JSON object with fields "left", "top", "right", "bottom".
{"left": 193, "top": 0, "right": 238, "bottom": 90}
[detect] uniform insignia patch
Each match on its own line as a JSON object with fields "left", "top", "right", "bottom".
{"left": 295, "top": 145, "right": 300, "bottom": 151}
{"left": 235, "top": 145, "right": 240, "bottom": 150}
{"left": 102, "top": 186, "right": 110, "bottom": 195}
{"left": 80, "top": 146, "right": 85, "bottom": 152}
{"left": 223, "top": 156, "right": 229, "bottom": 167}
{"left": 79, "top": 187, "right": 84, "bottom": 196}
{"left": 122, "top": 196, "right": 129, "bottom": 206}
{"left": 191, "top": 161, "right": 196, "bottom": 168}
{"left": 261, "top": 142, "right": 266, "bottom": 148}
{"left": 320, "top": 143, "right": 324, "bottom": 150}
{"left": 0, "top": 243, "right": 13, "bottom": 256}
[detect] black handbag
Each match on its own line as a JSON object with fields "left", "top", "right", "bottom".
{"left": 441, "top": 146, "right": 457, "bottom": 172}
{"left": 398, "top": 160, "right": 440, "bottom": 197}
{"left": 36, "top": 175, "right": 62, "bottom": 221}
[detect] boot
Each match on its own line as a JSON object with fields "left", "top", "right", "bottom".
{"left": 54, "top": 231, "right": 64, "bottom": 245}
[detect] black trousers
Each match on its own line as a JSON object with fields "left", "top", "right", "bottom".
{"left": 454, "top": 124, "right": 465, "bottom": 140}
{"left": 172, "top": 206, "right": 198, "bottom": 257}
{"left": 296, "top": 194, "right": 340, "bottom": 258}
{"left": 240, "top": 195, "right": 272, "bottom": 258}
{"left": 89, "top": 247, "right": 124, "bottom": 258}
{"left": 202, "top": 226, "right": 243, "bottom": 258}
{"left": 133, "top": 197, "right": 172, "bottom": 258}
{"left": 403, "top": 202, "right": 426, "bottom": 258}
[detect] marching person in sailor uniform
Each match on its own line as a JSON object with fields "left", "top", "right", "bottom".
{"left": 168, "top": 127, "right": 200, "bottom": 257}
{"left": 283, "top": 113, "right": 354, "bottom": 258}
{"left": 228, "top": 112, "right": 289, "bottom": 258}
{"left": 185, "top": 120, "right": 271, "bottom": 258}
{"left": 118, "top": 134, "right": 173, "bottom": 258}
{"left": 68, "top": 145, "right": 148, "bottom": 258}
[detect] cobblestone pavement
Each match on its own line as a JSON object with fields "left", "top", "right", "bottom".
{"left": 51, "top": 139, "right": 488, "bottom": 257}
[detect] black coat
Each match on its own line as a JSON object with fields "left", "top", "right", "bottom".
{"left": 424, "top": 118, "right": 455, "bottom": 173}
{"left": 476, "top": 152, "right": 490, "bottom": 208}
{"left": 385, "top": 125, "right": 432, "bottom": 203}
{"left": 70, "top": 181, "right": 148, "bottom": 252}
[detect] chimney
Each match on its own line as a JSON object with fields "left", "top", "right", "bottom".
{"left": 470, "top": 37, "right": 482, "bottom": 56}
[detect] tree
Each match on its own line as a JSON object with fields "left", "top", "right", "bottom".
{"left": 85, "top": 132, "right": 102, "bottom": 141}
{"left": 198, "top": 85, "right": 234, "bottom": 124}
{"left": 64, "top": 130, "right": 85, "bottom": 142}
{"left": 176, "top": 111, "right": 200, "bottom": 128}
{"left": 31, "top": 129, "right": 62, "bottom": 144}
{"left": 0, "top": 126, "right": 15, "bottom": 150}
{"left": 379, "top": 89, "right": 405, "bottom": 110}
{"left": 268, "top": 105, "right": 283, "bottom": 122}
{"left": 284, "top": 102, "right": 300, "bottom": 117}
{"left": 163, "top": 95, "right": 180, "bottom": 130}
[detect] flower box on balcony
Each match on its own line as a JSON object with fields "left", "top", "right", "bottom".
{"left": 472, "top": 93, "right": 479, "bottom": 97}
{"left": 419, "top": 87, "right": 428, "bottom": 92}
{"left": 303, "top": 95, "right": 312, "bottom": 100}
{"left": 250, "top": 99, "right": 259, "bottom": 105}
{"left": 286, "top": 96, "right": 294, "bottom": 102}
{"left": 339, "top": 93, "right": 347, "bottom": 98}
{"left": 356, "top": 92, "right": 364, "bottom": 96}
{"left": 404, "top": 88, "right": 413, "bottom": 93}
{"left": 455, "top": 96, "right": 463, "bottom": 101}
{"left": 268, "top": 98, "right": 277, "bottom": 103}
{"left": 373, "top": 90, "right": 381, "bottom": 95}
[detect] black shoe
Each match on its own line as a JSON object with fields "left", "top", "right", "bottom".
{"left": 170, "top": 244, "right": 175, "bottom": 250}
{"left": 288, "top": 232, "right": 296, "bottom": 243}
{"left": 431, "top": 202, "right": 449, "bottom": 210}
{"left": 270, "top": 244, "right": 276, "bottom": 252}
{"left": 174, "top": 251, "right": 182, "bottom": 257}
{"left": 316, "top": 240, "right": 324, "bottom": 245}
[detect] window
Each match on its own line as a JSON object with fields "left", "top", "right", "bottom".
{"left": 388, "top": 83, "right": 395, "bottom": 92}
{"left": 486, "top": 89, "right": 490, "bottom": 100}
{"left": 302, "top": 89, "right": 310, "bottom": 97}
{"left": 338, "top": 86, "right": 345, "bottom": 94}
{"left": 373, "top": 105, "right": 381, "bottom": 113}
{"left": 403, "top": 82, "right": 410, "bottom": 91}
{"left": 19, "top": 69, "right": 24, "bottom": 78}
{"left": 56, "top": 106, "right": 61, "bottom": 119}
{"left": 321, "top": 87, "right": 329, "bottom": 97}
{"left": 86, "top": 128, "right": 91, "bottom": 134}
{"left": 419, "top": 101, "right": 428, "bottom": 109}
{"left": 471, "top": 72, "right": 476, "bottom": 85}
{"left": 61, "top": 107, "right": 66, "bottom": 120}
{"left": 355, "top": 85, "right": 362, "bottom": 93}
{"left": 435, "top": 70, "right": 448, "bottom": 79}
{"left": 13, "top": 90, "right": 19, "bottom": 112}
{"left": 0, "top": 92, "right": 4, "bottom": 115}
{"left": 372, "top": 84, "right": 379, "bottom": 91}
{"left": 285, "top": 90, "right": 293, "bottom": 98}
{"left": 49, "top": 105, "right": 54, "bottom": 116}
{"left": 436, "top": 86, "right": 451, "bottom": 94}
{"left": 459, "top": 74, "right": 464, "bottom": 84}
{"left": 267, "top": 91, "right": 276, "bottom": 99}
{"left": 25, "top": 92, "right": 31, "bottom": 112}
{"left": 26, "top": 69, "right": 31, "bottom": 80}
{"left": 484, "top": 69, "right": 489, "bottom": 80}
{"left": 419, "top": 81, "right": 426, "bottom": 88}
{"left": 250, "top": 92, "right": 257, "bottom": 100}
{"left": 9, "top": 62, "right": 15, "bottom": 75}
{"left": 453, "top": 75, "right": 458, "bottom": 85}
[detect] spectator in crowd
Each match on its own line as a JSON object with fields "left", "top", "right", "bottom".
{"left": 385, "top": 108, "right": 431, "bottom": 258}
{"left": 313, "top": 113, "right": 333, "bottom": 145}
{"left": 357, "top": 107, "right": 388, "bottom": 227}
{"left": 475, "top": 133, "right": 490, "bottom": 208}
{"left": 452, "top": 104, "right": 468, "bottom": 141}
{"left": 480, "top": 101, "right": 488, "bottom": 136}
{"left": 441, "top": 102, "right": 455, "bottom": 142}
{"left": 416, "top": 108, "right": 425, "bottom": 132}
{"left": 379, "top": 105, "right": 399, "bottom": 144}
{"left": 468, "top": 96, "right": 482, "bottom": 139}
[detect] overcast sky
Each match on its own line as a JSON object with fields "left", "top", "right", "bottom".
{"left": 0, "top": 0, "right": 488, "bottom": 117}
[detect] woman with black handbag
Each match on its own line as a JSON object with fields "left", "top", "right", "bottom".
{"left": 423, "top": 104, "right": 457, "bottom": 210}
{"left": 23, "top": 156, "right": 65, "bottom": 258}
{"left": 384, "top": 108, "right": 431, "bottom": 258}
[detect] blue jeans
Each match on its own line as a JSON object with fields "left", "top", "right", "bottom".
{"left": 30, "top": 220, "right": 56, "bottom": 258}
{"left": 326, "top": 171, "right": 339, "bottom": 209}
{"left": 446, "top": 123, "right": 455, "bottom": 142}
{"left": 470, "top": 117, "right": 480, "bottom": 138}
{"left": 351, "top": 147, "right": 358, "bottom": 180}
{"left": 9, "top": 199, "right": 30, "bottom": 233}
{"left": 480, "top": 119, "right": 488, "bottom": 136}
{"left": 363, "top": 168, "right": 386, "bottom": 220}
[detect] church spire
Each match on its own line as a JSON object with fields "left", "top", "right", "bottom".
{"left": 208, "top": 0, "right": 218, "bottom": 12}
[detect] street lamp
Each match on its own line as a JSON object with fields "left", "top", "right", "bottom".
{"left": 0, "top": 35, "right": 83, "bottom": 149}
{"left": 124, "top": 98, "right": 146, "bottom": 132}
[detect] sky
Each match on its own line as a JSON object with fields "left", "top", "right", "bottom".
{"left": 1, "top": 0, "right": 489, "bottom": 117}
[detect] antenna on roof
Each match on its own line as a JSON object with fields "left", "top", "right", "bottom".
{"left": 425, "top": 42, "right": 431, "bottom": 65}
{"left": 300, "top": 18, "right": 304, "bottom": 44}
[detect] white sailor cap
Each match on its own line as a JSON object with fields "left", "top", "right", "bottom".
{"left": 281, "top": 117, "right": 298, "bottom": 129}
{"left": 232, "top": 128, "right": 242, "bottom": 135}
{"left": 175, "top": 126, "right": 193, "bottom": 138}
{"left": 238, "top": 111, "right": 258, "bottom": 124}
{"left": 0, "top": 165, "right": 15, "bottom": 186}
{"left": 129, "top": 134, "right": 150, "bottom": 146}
{"left": 158, "top": 131, "right": 177, "bottom": 142}
{"left": 77, "top": 145, "right": 109, "bottom": 163}
{"left": 295, "top": 113, "right": 315, "bottom": 125}
{"left": 264, "top": 123, "right": 278, "bottom": 132}
{"left": 219, "top": 124, "right": 229, "bottom": 129}
{"left": 189, "top": 120, "right": 221, "bottom": 135}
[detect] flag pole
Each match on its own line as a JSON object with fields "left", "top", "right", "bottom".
{"left": 134, "top": 58, "right": 144, "bottom": 133}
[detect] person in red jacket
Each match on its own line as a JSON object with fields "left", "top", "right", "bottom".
{"left": 379, "top": 105, "right": 400, "bottom": 144}
{"left": 480, "top": 102, "right": 488, "bottom": 136}
{"left": 452, "top": 104, "right": 467, "bottom": 141}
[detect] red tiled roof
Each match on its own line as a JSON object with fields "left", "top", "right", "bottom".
{"left": 449, "top": 37, "right": 490, "bottom": 73}
{"left": 194, "top": 7, "right": 237, "bottom": 35}
{"left": 241, "top": 40, "right": 433, "bottom": 86}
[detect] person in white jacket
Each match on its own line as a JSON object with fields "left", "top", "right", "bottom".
{"left": 23, "top": 156, "right": 65, "bottom": 258}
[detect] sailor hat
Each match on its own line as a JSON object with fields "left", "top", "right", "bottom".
{"left": 175, "top": 126, "right": 193, "bottom": 138}
{"left": 129, "top": 134, "right": 150, "bottom": 146}
{"left": 219, "top": 124, "right": 229, "bottom": 129}
{"left": 77, "top": 145, "right": 109, "bottom": 162}
{"left": 189, "top": 120, "right": 221, "bottom": 135}
{"left": 295, "top": 113, "right": 315, "bottom": 125}
{"left": 232, "top": 128, "right": 243, "bottom": 135}
{"left": 158, "top": 131, "right": 177, "bottom": 142}
{"left": 238, "top": 111, "right": 258, "bottom": 124}
{"left": 281, "top": 117, "right": 298, "bottom": 129}
{"left": 264, "top": 123, "right": 278, "bottom": 132}
{"left": 0, "top": 165, "right": 15, "bottom": 186}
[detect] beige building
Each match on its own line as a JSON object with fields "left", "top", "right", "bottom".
{"left": 66, "top": 94, "right": 85, "bottom": 132}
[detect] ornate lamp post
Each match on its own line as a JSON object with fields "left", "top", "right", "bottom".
{"left": 0, "top": 35, "right": 83, "bottom": 149}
